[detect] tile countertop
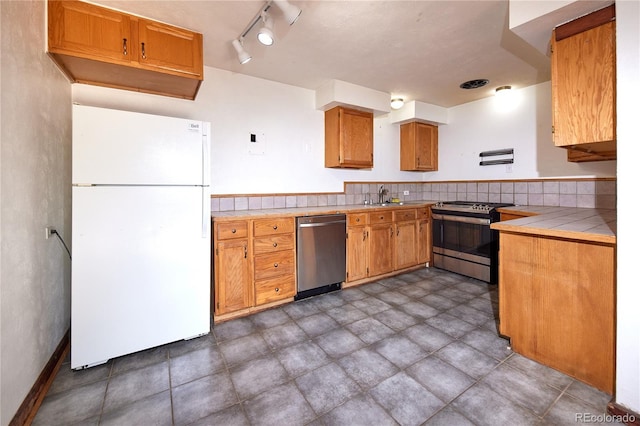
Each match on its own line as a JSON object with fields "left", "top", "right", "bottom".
{"left": 492, "top": 206, "right": 617, "bottom": 245}
{"left": 211, "top": 201, "right": 439, "bottom": 220}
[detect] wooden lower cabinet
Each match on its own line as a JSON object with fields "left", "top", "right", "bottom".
{"left": 346, "top": 224, "right": 369, "bottom": 282}
{"left": 417, "top": 219, "right": 431, "bottom": 264}
{"left": 346, "top": 207, "right": 430, "bottom": 285}
{"left": 214, "top": 237, "right": 252, "bottom": 315}
{"left": 499, "top": 231, "right": 615, "bottom": 393}
{"left": 369, "top": 223, "right": 394, "bottom": 276}
{"left": 213, "top": 217, "right": 295, "bottom": 321}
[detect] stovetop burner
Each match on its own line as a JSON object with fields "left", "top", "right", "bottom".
{"left": 432, "top": 201, "right": 514, "bottom": 214}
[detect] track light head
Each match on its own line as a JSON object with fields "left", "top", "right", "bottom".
{"left": 273, "top": 0, "right": 301, "bottom": 25}
{"left": 257, "top": 12, "right": 275, "bottom": 46}
{"left": 232, "top": 38, "right": 251, "bottom": 64}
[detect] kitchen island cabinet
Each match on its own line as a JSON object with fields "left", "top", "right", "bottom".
{"left": 492, "top": 206, "right": 616, "bottom": 393}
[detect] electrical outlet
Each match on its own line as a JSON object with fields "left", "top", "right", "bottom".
{"left": 403, "top": 190, "right": 409, "bottom": 195}
{"left": 45, "top": 227, "right": 55, "bottom": 239}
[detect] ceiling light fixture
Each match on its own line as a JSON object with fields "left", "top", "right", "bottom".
{"left": 257, "top": 12, "right": 275, "bottom": 46}
{"left": 232, "top": 38, "right": 252, "bottom": 64}
{"left": 231, "top": 0, "right": 301, "bottom": 65}
{"left": 273, "top": 0, "right": 302, "bottom": 25}
{"left": 390, "top": 98, "right": 404, "bottom": 110}
{"left": 495, "top": 85, "right": 512, "bottom": 96}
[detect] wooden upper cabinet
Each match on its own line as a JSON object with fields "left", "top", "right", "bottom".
{"left": 137, "top": 19, "right": 203, "bottom": 77}
{"left": 400, "top": 122, "right": 438, "bottom": 171}
{"left": 47, "top": 0, "right": 203, "bottom": 100}
{"left": 325, "top": 106, "right": 374, "bottom": 168}
{"left": 551, "top": 5, "right": 616, "bottom": 162}
{"left": 48, "top": 1, "right": 132, "bottom": 64}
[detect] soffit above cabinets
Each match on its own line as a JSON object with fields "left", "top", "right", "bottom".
{"left": 389, "top": 101, "right": 449, "bottom": 126}
{"left": 315, "top": 80, "right": 390, "bottom": 116}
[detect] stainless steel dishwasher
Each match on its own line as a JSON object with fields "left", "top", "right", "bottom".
{"left": 295, "top": 214, "right": 346, "bottom": 300}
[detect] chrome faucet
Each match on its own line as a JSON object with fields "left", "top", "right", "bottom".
{"left": 378, "top": 185, "right": 388, "bottom": 204}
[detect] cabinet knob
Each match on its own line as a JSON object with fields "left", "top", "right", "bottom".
{"left": 273, "top": 242, "right": 278, "bottom": 247}
{"left": 356, "top": 218, "right": 360, "bottom": 222}
{"left": 231, "top": 229, "right": 236, "bottom": 233}
{"left": 274, "top": 263, "right": 279, "bottom": 268}
{"left": 273, "top": 225, "right": 278, "bottom": 230}
{"left": 275, "top": 287, "right": 280, "bottom": 293}
{"left": 380, "top": 216, "right": 384, "bottom": 220}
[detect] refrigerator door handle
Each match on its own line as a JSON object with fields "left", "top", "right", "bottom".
{"left": 202, "top": 187, "right": 209, "bottom": 239}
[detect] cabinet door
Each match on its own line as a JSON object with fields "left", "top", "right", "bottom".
{"left": 400, "top": 122, "right": 438, "bottom": 171}
{"left": 369, "top": 224, "right": 394, "bottom": 276}
{"left": 415, "top": 123, "right": 438, "bottom": 170}
{"left": 340, "top": 108, "right": 373, "bottom": 167}
{"left": 347, "top": 226, "right": 368, "bottom": 282}
{"left": 137, "top": 19, "right": 203, "bottom": 77}
{"left": 215, "top": 239, "right": 252, "bottom": 315}
{"left": 417, "top": 219, "right": 431, "bottom": 264}
{"left": 48, "top": 1, "right": 132, "bottom": 63}
{"left": 395, "top": 221, "right": 417, "bottom": 269}
{"left": 552, "top": 22, "right": 615, "bottom": 147}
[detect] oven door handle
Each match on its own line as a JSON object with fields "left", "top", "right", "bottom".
{"left": 431, "top": 213, "right": 490, "bottom": 226}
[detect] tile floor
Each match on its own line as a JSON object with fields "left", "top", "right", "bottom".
{"left": 34, "top": 268, "right": 622, "bottom": 425}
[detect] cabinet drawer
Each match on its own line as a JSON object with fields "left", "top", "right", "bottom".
{"left": 255, "top": 275, "right": 296, "bottom": 305}
{"left": 253, "top": 217, "right": 294, "bottom": 237}
{"left": 369, "top": 211, "right": 393, "bottom": 224}
{"left": 253, "top": 234, "right": 294, "bottom": 255}
{"left": 216, "top": 221, "right": 248, "bottom": 240}
{"left": 348, "top": 213, "right": 368, "bottom": 226}
{"left": 418, "top": 207, "right": 430, "bottom": 220}
{"left": 393, "top": 209, "right": 417, "bottom": 222}
{"left": 254, "top": 250, "right": 295, "bottom": 280}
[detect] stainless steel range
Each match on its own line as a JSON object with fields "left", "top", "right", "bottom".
{"left": 431, "top": 201, "right": 514, "bottom": 283}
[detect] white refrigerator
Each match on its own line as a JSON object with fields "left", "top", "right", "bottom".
{"left": 71, "top": 104, "right": 211, "bottom": 369}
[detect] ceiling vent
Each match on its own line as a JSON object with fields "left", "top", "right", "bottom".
{"left": 459, "top": 79, "right": 489, "bottom": 89}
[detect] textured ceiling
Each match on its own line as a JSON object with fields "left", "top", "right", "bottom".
{"left": 90, "top": 1, "right": 576, "bottom": 107}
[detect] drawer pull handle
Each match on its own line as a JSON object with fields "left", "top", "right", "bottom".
{"left": 231, "top": 229, "right": 236, "bottom": 233}
{"left": 274, "top": 263, "right": 278, "bottom": 268}
{"left": 273, "top": 225, "right": 278, "bottom": 230}
{"left": 380, "top": 216, "right": 384, "bottom": 219}
{"left": 273, "top": 242, "right": 278, "bottom": 247}
{"left": 275, "top": 287, "right": 280, "bottom": 293}
{"left": 141, "top": 42, "right": 146, "bottom": 59}
{"left": 123, "top": 38, "right": 127, "bottom": 55}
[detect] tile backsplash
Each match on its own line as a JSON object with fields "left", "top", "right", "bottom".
{"left": 211, "top": 179, "right": 616, "bottom": 212}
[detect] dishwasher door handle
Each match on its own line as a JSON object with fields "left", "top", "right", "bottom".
{"left": 297, "top": 220, "right": 346, "bottom": 228}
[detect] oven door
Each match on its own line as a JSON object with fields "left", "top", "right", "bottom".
{"left": 432, "top": 212, "right": 494, "bottom": 281}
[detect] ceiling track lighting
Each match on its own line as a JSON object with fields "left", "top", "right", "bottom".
{"left": 231, "top": 0, "right": 301, "bottom": 64}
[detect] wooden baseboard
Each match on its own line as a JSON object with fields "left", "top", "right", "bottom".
{"left": 607, "top": 401, "right": 640, "bottom": 426}
{"left": 10, "top": 329, "right": 70, "bottom": 426}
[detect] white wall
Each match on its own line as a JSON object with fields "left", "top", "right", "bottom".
{"left": 0, "top": 2, "right": 72, "bottom": 424}
{"left": 615, "top": 0, "right": 639, "bottom": 415}
{"left": 74, "top": 69, "right": 615, "bottom": 196}
{"left": 434, "top": 82, "right": 616, "bottom": 180}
